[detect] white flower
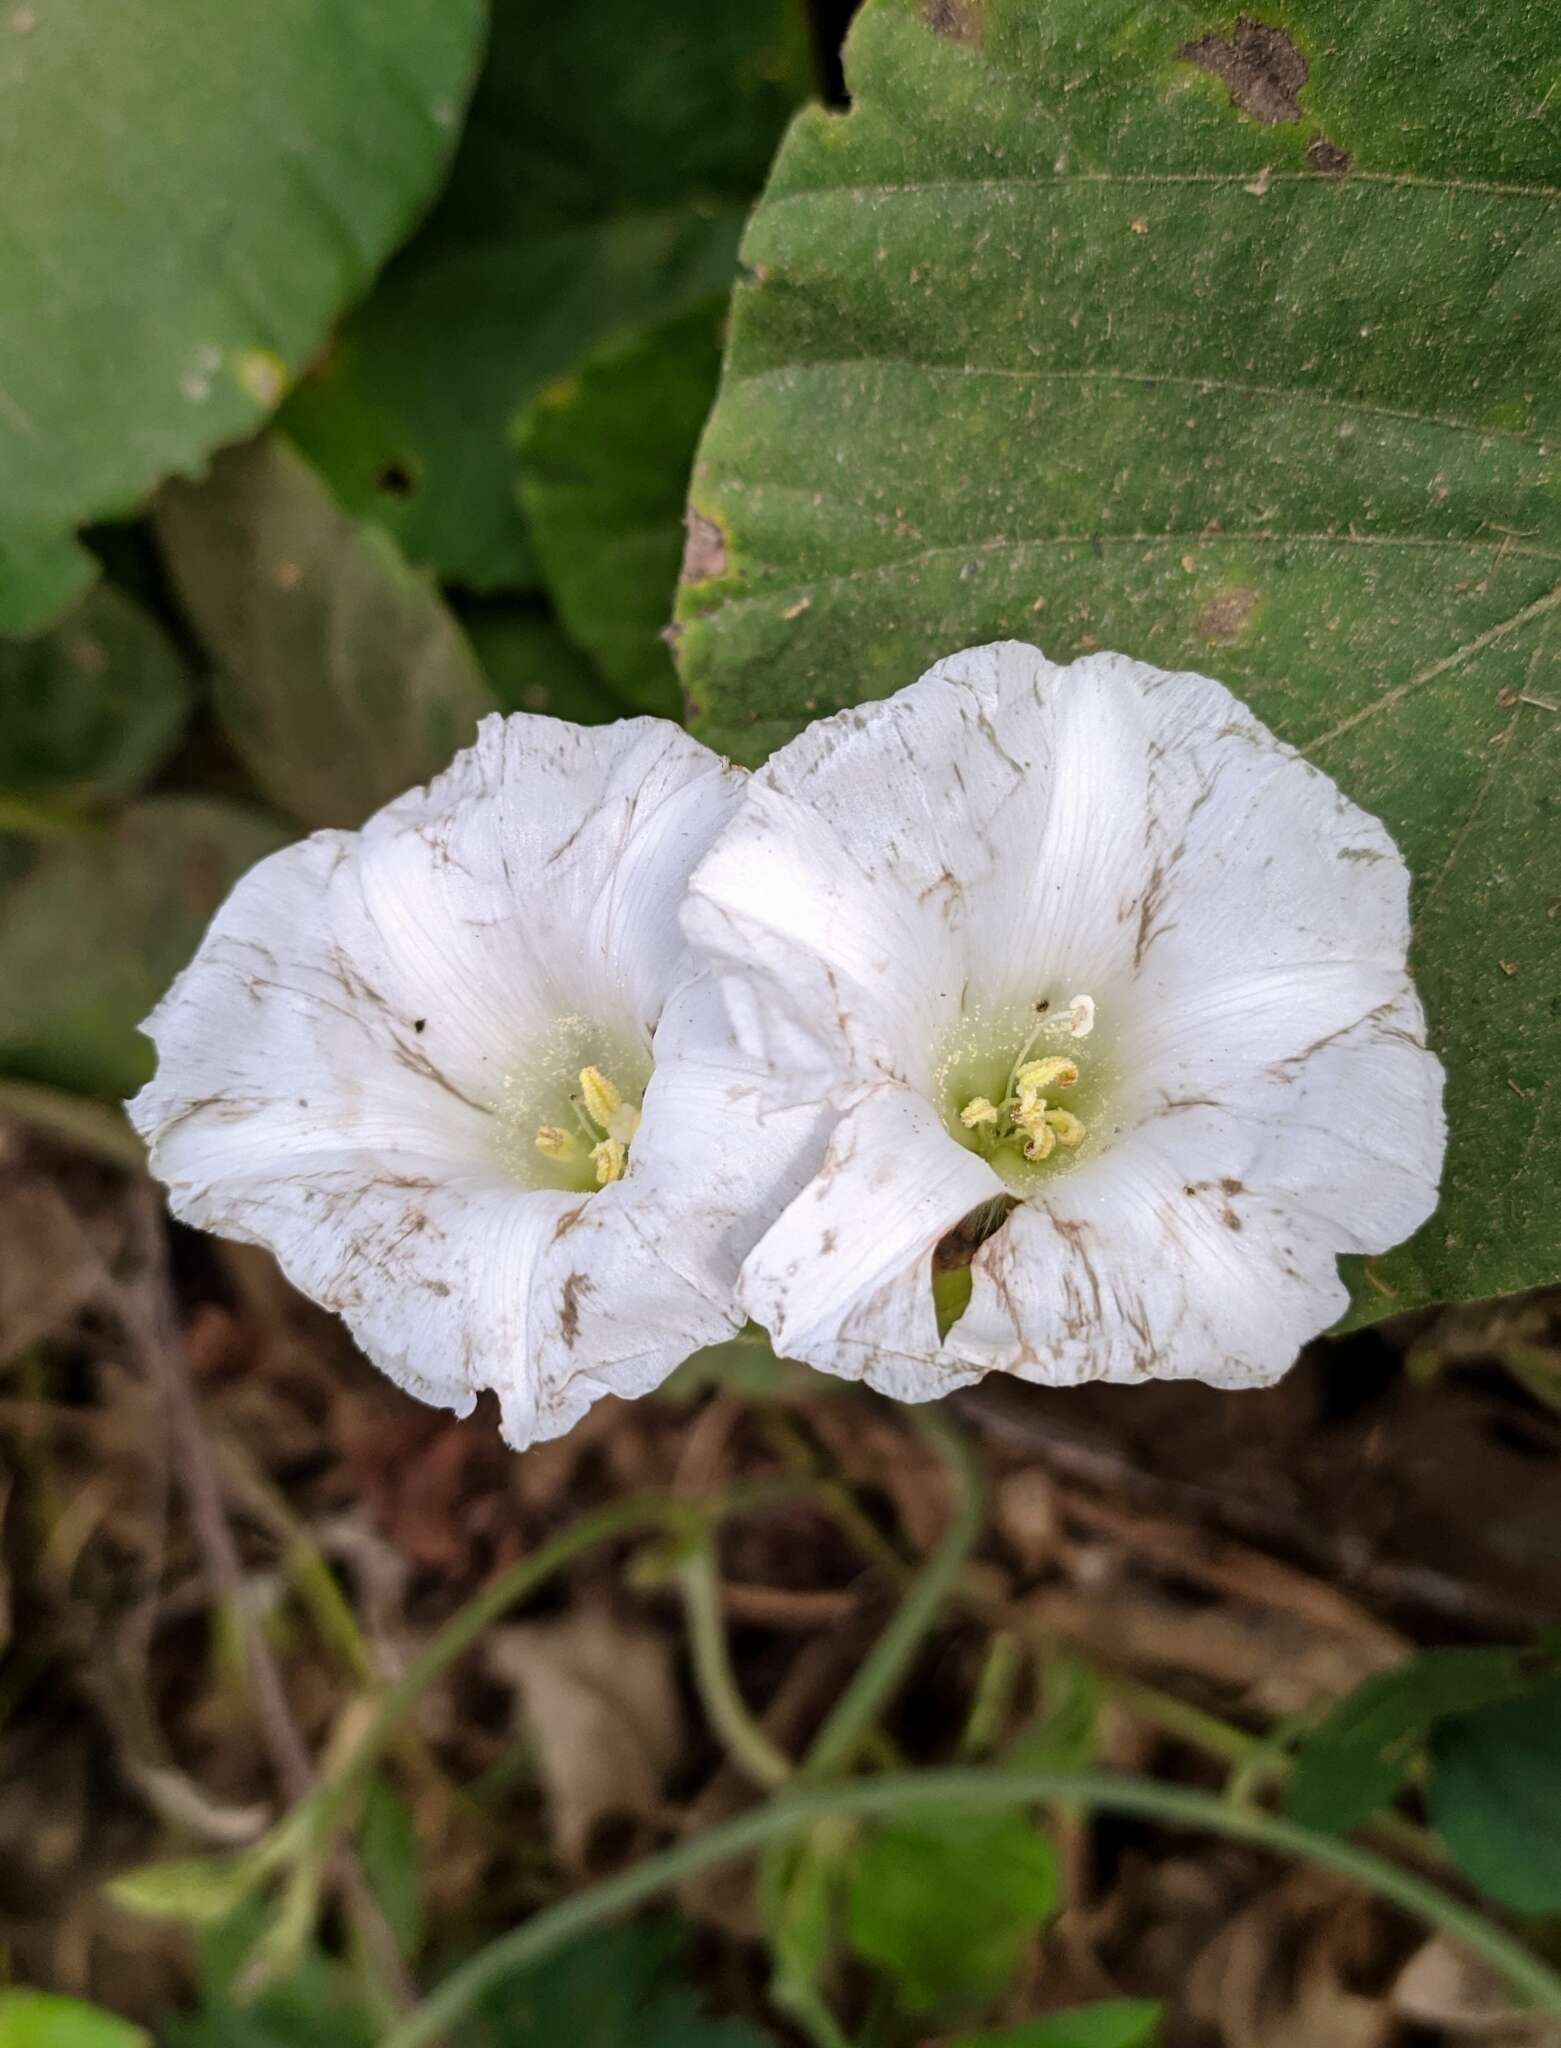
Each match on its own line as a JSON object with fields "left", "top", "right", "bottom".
{"left": 685, "top": 641, "right": 1445, "bottom": 1399}
{"left": 129, "top": 714, "right": 822, "bottom": 1447}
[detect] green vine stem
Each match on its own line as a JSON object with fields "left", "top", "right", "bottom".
{"left": 379, "top": 1766, "right": 1561, "bottom": 2048}
{"left": 678, "top": 1538, "right": 794, "bottom": 1791}
{"left": 799, "top": 1405, "right": 985, "bottom": 1780}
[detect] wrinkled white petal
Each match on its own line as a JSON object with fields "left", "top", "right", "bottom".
{"left": 691, "top": 642, "right": 1444, "bottom": 1396}
{"left": 522, "top": 976, "right": 831, "bottom": 1427}
{"left": 738, "top": 1083, "right": 1004, "bottom": 1402}
{"left": 131, "top": 714, "right": 809, "bottom": 1447}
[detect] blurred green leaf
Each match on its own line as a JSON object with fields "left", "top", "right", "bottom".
{"left": 0, "top": 0, "right": 484, "bottom": 634}
{"left": 283, "top": 0, "right": 811, "bottom": 593}
{"left": 1287, "top": 1643, "right": 1559, "bottom": 1833}
{"left": 167, "top": 1894, "right": 382, "bottom": 2048}
{"left": 169, "top": 1959, "right": 377, "bottom": 2048}
{"left": 1004, "top": 1655, "right": 1103, "bottom": 1775}
{"left": 461, "top": 602, "right": 628, "bottom": 725}
{"left": 0, "top": 1994, "right": 148, "bottom": 2048}
{"left": 676, "top": 0, "right": 1561, "bottom": 1320}
{"left": 109, "top": 1849, "right": 268, "bottom": 1928}
{"left": 469, "top": 1918, "right": 772, "bottom": 2047}
{"left": 1428, "top": 1674, "right": 1561, "bottom": 1913}
{"left": 0, "top": 585, "right": 192, "bottom": 806}
{"left": 518, "top": 300, "right": 726, "bottom": 716}
{"left": 156, "top": 437, "right": 496, "bottom": 828}
{"left": 356, "top": 1781, "right": 424, "bottom": 1961}
{"left": 0, "top": 796, "right": 290, "bottom": 1100}
{"left": 949, "top": 2003, "right": 1163, "bottom": 2048}
{"left": 846, "top": 1810, "right": 1060, "bottom": 2016}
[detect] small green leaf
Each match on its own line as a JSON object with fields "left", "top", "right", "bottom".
{"left": 1287, "top": 1644, "right": 1557, "bottom": 1832}
{"left": 518, "top": 300, "right": 727, "bottom": 716}
{"left": 156, "top": 437, "right": 496, "bottom": 828}
{"left": 0, "top": 585, "right": 192, "bottom": 806}
{"left": 0, "top": 1994, "right": 149, "bottom": 2048}
{"left": 1428, "top": 1675, "right": 1561, "bottom": 1912}
{"left": 470, "top": 1918, "right": 772, "bottom": 2047}
{"left": 660, "top": 1335, "right": 794, "bottom": 1402}
{"left": 461, "top": 602, "right": 629, "bottom": 725}
{"left": 1004, "top": 1654, "right": 1103, "bottom": 1775}
{"left": 354, "top": 1781, "right": 423, "bottom": 1960}
{"left": 949, "top": 2002, "right": 1163, "bottom": 2048}
{"left": 283, "top": 0, "right": 810, "bottom": 593}
{"left": 107, "top": 1849, "right": 268, "bottom": 1928}
{"left": 170, "top": 1924, "right": 379, "bottom": 2048}
{"left": 0, "top": 0, "right": 484, "bottom": 634}
{"left": 0, "top": 797, "right": 291, "bottom": 1100}
{"left": 677, "top": 0, "right": 1561, "bottom": 1319}
{"left": 846, "top": 1810, "right": 1061, "bottom": 2016}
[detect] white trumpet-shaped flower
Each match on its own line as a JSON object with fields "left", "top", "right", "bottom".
{"left": 685, "top": 642, "right": 1445, "bottom": 1399}
{"left": 130, "top": 715, "right": 822, "bottom": 1447}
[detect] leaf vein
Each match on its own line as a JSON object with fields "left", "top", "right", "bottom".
{"left": 726, "top": 360, "right": 1551, "bottom": 452}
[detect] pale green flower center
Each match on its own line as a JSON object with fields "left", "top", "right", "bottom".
{"left": 936, "top": 992, "right": 1113, "bottom": 1194}
{"left": 492, "top": 1015, "right": 649, "bottom": 1195}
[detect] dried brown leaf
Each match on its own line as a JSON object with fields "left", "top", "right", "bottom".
{"left": 487, "top": 1605, "right": 684, "bottom": 1872}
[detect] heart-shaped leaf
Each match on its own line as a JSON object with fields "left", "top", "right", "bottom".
{"left": 0, "top": 0, "right": 484, "bottom": 632}
{"left": 676, "top": 0, "right": 1561, "bottom": 1319}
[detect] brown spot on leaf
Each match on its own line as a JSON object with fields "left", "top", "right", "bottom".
{"left": 1179, "top": 18, "right": 1308, "bottom": 125}
{"left": 1306, "top": 134, "right": 1352, "bottom": 174}
{"left": 680, "top": 509, "right": 728, "bottom": 584}
{"left": 924, "top": 0, "right": 982, "bottom": 42}
{"left": 1197, "top": 585, "right": 1263, "bottom": 645}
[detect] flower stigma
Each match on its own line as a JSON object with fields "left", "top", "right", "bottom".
{"left": 938, "top": 992, "right": 1107, "bottom": 1190}
{"left": 492, "top": 1015, "right": 650, "bottom": 1196}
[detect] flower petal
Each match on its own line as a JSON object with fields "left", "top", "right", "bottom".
{"left": 523, "top": 975, "right": 831, "bottom": 1422}
{"left": 130, "top": 715, "right": 789, "bottom": 1446}
{"left": 692, "top": 641, "right": 1444, "bottom": 1396}
{"left": 737, "top": 1083, "right": 1006, "bottom": 1401}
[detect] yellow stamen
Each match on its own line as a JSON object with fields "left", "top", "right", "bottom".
{"left": 1044, "top": 1107, "right": 1086, "bottom": 1148}
{"left": 534, "top": 1124, "right": 577, "bottom": 1162}
{"left": 1015, "top": 1056, "right": 1079, "bottom": 1095}
{"left": 578, "top": 1065, "right": 622, "bottom": 1131}
{"left": 960, "top": 1096, "right": 1000, "bottom": 1128}
{"left": 591, "top": 1137, "right": 628, "bottom": 1185}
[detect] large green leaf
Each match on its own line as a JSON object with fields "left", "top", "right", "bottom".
{"left": 677, "top": 0, "right": 1561, "bottom": 1319}
{"left": 845, "top": 1810, "right": 1060, "bottom": 2015}
{"left": 517, "top": 300, "right": 727, "bottom": 716}
{"left": 282, "top": 0, "right": 811, "bottom": 593}
{"left": 470, "top": 1919, "right": 772, "bottom": 2048}
{"left": 0, "top": 0, "right": 484, "bottom": 634}
{"left": 156, "top": 437, "right": 496, "bottom": 829}
{"left": 0, "top": 584, "right": 192, "bottom": 807}
{"left": 0, "top": 798, "right": 291, "bottom": 1100}
{"left": 1428, "top": 1675, "right": 1561, "bottom": 1912}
